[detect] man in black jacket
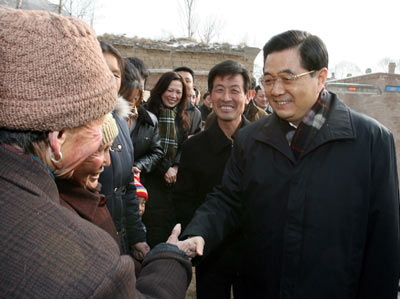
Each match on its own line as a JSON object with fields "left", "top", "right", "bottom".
{"left": 174, "top": 60, "right": 250, "bottom": 298}
{"left": 180, "top": 30, "right": 400, "bottom": 298}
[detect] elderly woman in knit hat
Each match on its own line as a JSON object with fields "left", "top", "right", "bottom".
{"left": 0, "top": 8, "right": 192, "bottom": 298}
{"left": 56, "top": 114, "right": 120, "bottom": 246}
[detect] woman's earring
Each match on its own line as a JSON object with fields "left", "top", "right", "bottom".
{"left": 50, "top": 151, "right": 63, "bottom": 163}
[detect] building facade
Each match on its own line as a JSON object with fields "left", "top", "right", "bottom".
{"left": 327, "top": 63, "right": 400, "bottom": 173}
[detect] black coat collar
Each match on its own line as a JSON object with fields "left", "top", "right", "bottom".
{"left": 137, "top": 105, "right": 155, "bottom": 127}
{"left": 253, "top": 93, "right": 355, "bottom": 162}
{"left": 206, "top": 116, "right": 249, "bottom": 155}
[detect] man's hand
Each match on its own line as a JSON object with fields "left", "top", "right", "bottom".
{"left": 166, "top": 224, "right": 205, "bottom": 258}
{"left": 132, "top": 242, "right": 150, "bottom": 260}
{"left": 177, "top": 236, "right": 205, "bottom": 258}
{"left": 164, "top": 166, "right": 178, "bottom": 184}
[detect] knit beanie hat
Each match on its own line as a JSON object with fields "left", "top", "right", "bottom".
{"left": 134, "top": 175, "right": 148, "bottom": 202}
{"left": 0, "top": 8, "right": 117, "bottom": 131}
{"left": 101, "top": 113, "right": 118, "bottom": 146}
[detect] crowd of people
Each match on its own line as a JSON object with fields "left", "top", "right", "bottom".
{"left": 1, "top": 7, "right": 399, "bottom": 299}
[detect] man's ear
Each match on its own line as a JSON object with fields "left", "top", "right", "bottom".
{"left": 318, "top": 67, "right": 328, "bottom": 88}
{"left": 245, "top": 92, "right": 252, "bottom": 105}
{"left": 48, "top": 130, "right": 67, "bottom": 160}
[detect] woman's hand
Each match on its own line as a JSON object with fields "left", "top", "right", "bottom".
{"left": 164, "top": 165, "right": 178, "bottom": 184}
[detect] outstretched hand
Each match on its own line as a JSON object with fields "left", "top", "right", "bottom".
{"left": 166, "top": 224, "right": 205, "bottom": 259}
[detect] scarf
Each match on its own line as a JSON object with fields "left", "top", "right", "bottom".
{"left": 159, "top": 106, "right": 178, "bottom": 162}
{"left": 290, "top": 89, "right": 331, "bottom": 159}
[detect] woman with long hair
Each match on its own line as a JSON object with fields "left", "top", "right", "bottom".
{"left": 142, "top": 71, "right": 191, "bottom": 247}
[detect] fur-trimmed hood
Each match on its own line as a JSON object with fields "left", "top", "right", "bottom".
{"left": 113, "top": 96, "right": 132, "bottom": 120}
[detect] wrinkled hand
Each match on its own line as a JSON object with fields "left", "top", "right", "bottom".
{"left": 132, "top": 242, "right": 150, "bottom": 260}
{"left": 177, "top": 236, "right": 204, "bottom": 258}
{"left": 164, "top": 166, "right": 178, "bottom": 184}
{"left": 166, "top": 224, "right": 205, "bottom": 259}
{"left": 166, "top": 223, "right": 182, "bottom": 246}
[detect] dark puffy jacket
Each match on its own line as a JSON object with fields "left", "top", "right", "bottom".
{"left": 99, "top": 100, "right": 146, "bottom": 253}
{"left": 130, "top": 105, "right": 164, "bottom": 175}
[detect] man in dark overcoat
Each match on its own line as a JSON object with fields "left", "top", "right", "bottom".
{"left": 180, "top": 30, "right": 400, "bottom": 298}
{"left": 174, "top": 60, "right": 250, "bottom": 298}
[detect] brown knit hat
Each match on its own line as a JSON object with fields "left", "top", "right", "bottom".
{"left": 101, "top": 113, "right": 118, "bottom": 146}
{"left": 0, "top": 8, "right": 117, "bottom": 131}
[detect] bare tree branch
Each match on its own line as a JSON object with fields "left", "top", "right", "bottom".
{"left": 199, "top": 15, "right": 224, "bottom": 44}
{"left": 377, "top": 57, "right": 396, "bottom": 72}
{"left": 58, "top": 0, "right": 97, "bottom": 25}
{"left": 179, "top": 0, "right": 198, "bottom": 39}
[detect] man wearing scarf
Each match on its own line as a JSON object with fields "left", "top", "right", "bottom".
{"left": 180, "top": 30, "right": 399, "bottom": 299}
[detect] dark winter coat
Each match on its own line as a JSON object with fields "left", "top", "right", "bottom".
{"left": 186, "top": 101, "right": 202, "bottom": 136}
{"left": 174, "top": 117, "right": 249, "bottom": 230}
{"left": 99, "top": 100, "right": 146, "bottom": 253}
{"left": 183, "top": 93, "right": 400, "bottom": 298}
{"left": 142, "top": 103, "right": 193, "bottom": 247}
{"left": 199, "top": 104, "right": 212, "bottom": 123}
{"left": 173, "top": 116, "right": 249, "bottom": 278}
{"left": 130, "top": 105, "right": 164, "bottom": 175}
{"left": 0, "top": 144, "right": 192, "bottom": 298}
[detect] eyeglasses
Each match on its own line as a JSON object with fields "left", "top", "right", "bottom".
{"left": 261, "top": 70, "right": 316, "bottom": 90}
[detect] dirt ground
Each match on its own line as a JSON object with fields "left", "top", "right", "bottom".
{"left": 185, "top": 267, "right": 196, "bottom": 299}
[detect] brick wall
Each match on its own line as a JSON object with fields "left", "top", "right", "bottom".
{"left": 102, "top": 39, "right": 260, "bottom": 94}
{"left": 328, "top": 73, "right": 400, "bottom": 174}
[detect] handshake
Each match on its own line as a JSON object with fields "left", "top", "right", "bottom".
{"left": 166, "top": 224, "right": 205, "bottom": 259}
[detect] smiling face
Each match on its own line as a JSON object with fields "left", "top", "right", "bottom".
{"left": 71, "top": 141, "right": 112, "bottom": 191}
{"left": 210, "top": 74, "right": 246, "bottom": 123}
{"left": 161, "top": 79, "right": 183, "bottom": 108}
{"left": 55, "top": 118, "right": 104, "bottom": 179}
{"left": 263, "top": 47, "right": 326, "bottom": 125}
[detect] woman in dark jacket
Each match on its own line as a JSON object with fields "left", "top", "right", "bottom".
{"left": 119, "top": 58, "right": 164, "bottom": 177}
{"left": 142, "top": 71, "right": 191, "bottom": 247}
{"left": 98, "top": 41, "right": 149, "bottom": 258}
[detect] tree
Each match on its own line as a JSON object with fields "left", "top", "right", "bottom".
{"left": 58, "top": 0, "right": 63, "bottom": 14}
{"left": 179, "top": 0, "right": 198, "bottom": 39}
{"left": 333, "top": 61, "right": 361, "bottom": 79}
{"left": 377, "top": 57, "right": 398, "bottom": 73}
{"left": 57, "top": 0, "right": 97, "bottom": 26}
{"left": 16, "top": 0, "right": 23, "bottom": 9}
{"left": 199, "top": 15, "right": 224, "bottom": 44}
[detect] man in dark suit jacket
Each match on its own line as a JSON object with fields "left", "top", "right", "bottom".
{"left": 173, "top": 60, "right": 250, "bottom": 299}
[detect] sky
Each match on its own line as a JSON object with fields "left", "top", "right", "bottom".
{"left": 88, "top": 0, "right": 399, "bottom": 78}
